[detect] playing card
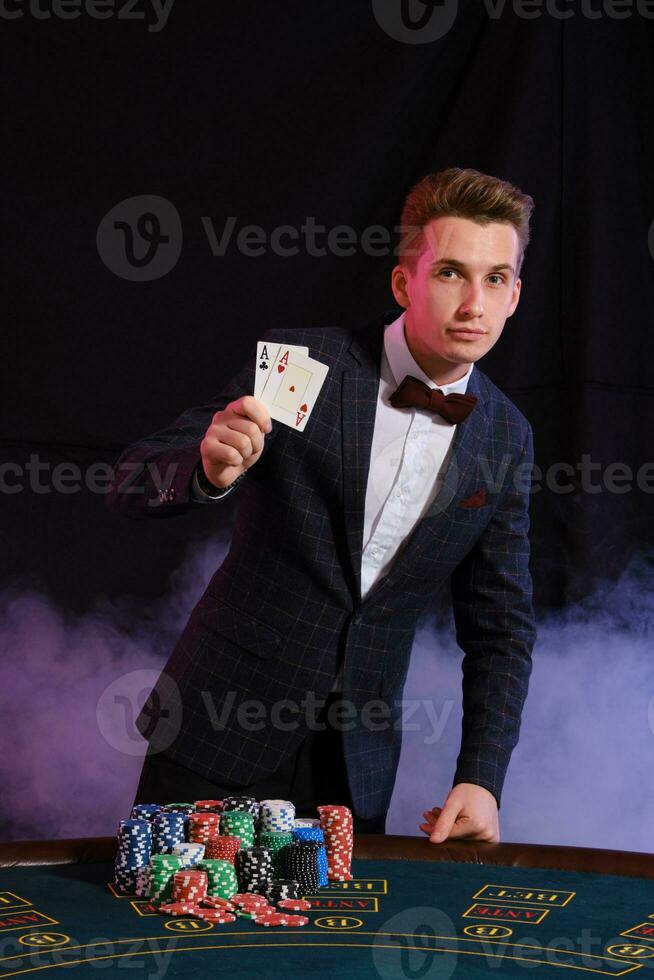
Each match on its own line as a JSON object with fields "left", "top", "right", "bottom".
{"left": 254, "top": 341, "right": 308, "bottom": 399}
{"left": 259, "top": 349, "right": 329, "bottom": 432}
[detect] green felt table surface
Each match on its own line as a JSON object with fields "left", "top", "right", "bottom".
{"left": 1, "top": 855, "right": 654, "bottom": 979}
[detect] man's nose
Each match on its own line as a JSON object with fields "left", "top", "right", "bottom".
{"left": 459, "top": 284, "right": 484, "bottom": 317}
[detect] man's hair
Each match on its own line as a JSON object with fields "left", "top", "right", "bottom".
{"left": 398, "top": 167, "right": 535, "bottom": 277}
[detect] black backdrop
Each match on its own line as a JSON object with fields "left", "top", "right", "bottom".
{"left": 3, "top": 0, "right": 654, "bottom": 613}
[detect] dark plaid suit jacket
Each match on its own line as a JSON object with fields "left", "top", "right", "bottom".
{"left": 107, "top": 310, "right": 536, "bottom": 819}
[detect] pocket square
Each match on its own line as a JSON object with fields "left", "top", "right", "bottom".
{"left": 458, "top": 488, "right": 487, "bottom": 509}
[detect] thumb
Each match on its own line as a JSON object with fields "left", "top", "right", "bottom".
{"left": 429, "top": 797, "right": 459, "bottom": 843}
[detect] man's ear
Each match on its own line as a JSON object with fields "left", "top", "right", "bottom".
{"left": 507, "top": 277, "right": 521, "bottom": 317}
{"left": 391, "top": 264, "right": 410, "bottom": 309}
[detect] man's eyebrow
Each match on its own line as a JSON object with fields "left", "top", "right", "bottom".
{"left": 430, "top": 257, "right": 515, "bottom": 275}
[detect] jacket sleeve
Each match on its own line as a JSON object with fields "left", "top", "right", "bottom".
{"left": 449, "top": 423, "right": 536, "bottom": 808}
{"left": 105, "top": 330, "right": 283, "bottom": 519}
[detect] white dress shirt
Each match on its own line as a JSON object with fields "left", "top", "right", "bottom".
{"left": 360, "top": 311, "right": 472, "bottom": 599}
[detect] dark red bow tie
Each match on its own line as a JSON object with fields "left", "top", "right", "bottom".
{"left": 389, "top": 375, "right": 477, "bottom": 424}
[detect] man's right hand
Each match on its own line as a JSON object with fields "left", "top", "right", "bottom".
{"left": 199, "top": 395, "right": 273, "bottom": 490}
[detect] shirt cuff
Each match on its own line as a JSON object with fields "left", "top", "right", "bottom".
{"left": 191, "top": 466, "right": 242, "bottom": 502}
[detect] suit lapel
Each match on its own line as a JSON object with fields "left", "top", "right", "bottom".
{"left": 341, "top": 313, "right": 389, "bottom": 604}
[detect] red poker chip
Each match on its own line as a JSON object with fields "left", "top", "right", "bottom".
{"left": 157, "top": 902, "right": 202, "bottom": 916}
{"left": 194, "top": 910, "right": 236, "bottom": 923}
{"left": 254, "top": 913, "right": 309, "bottom": 927}
{"left": 233, "top": 893, "right": 268, "bottom": 907}
{"left": 201, "top": 897, "right": 235, "bottom": 911}
{"left": 277, "top": 899, "right": 312, "bottom": 912}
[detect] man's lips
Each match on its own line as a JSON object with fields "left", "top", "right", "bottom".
{"left": 448, "top": 328, "right": 486, "bottom": 338}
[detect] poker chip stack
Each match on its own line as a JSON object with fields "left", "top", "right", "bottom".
{"left": 196, "top": 859, "right": 239, "bottom": 900}
{"left": 134, "top": 866, "right": 152, "bottom": 897}
{"left": 292, "top": 826, "right": 328, "bottom": 886}
{"left": 265, "top": 879, "right": 300, "bottom": 905}
{"left": 171, "top": 869, "right": 208, "bottom": 905}
{"left": 220, "top": 810, "right": 255, "bottom": 848}
{"left": 187, "top": 812, "right": 221, "bottom": 844}
{"left": 114, "top": 819, "right": 152, "bottom": 895}
{"left": 258, "top": 831, "right": 293, "bottom": 877}
{"left": 148, "top": 853, "right": 184, "bottom": 902}
{"left": 282, "top": 841, "right": 321, "bottom": 894}
{"left": 194, "top": 800, "right": 223, "bottom": 813}
{"left": 172, "top": 842, "right": 205, "bottom": 867}
{"left": 235, "top": 847, "right": 274, "bottom": 894}
{"left": 221, "top": 796, "right": 259, "bottom": 816}
{"left": 205, "top": 835, "right": 241, "bottom": 864}
{"left": 259, "top": 799, "right": 295, "bottom": 834}
{"left": 130, "top": 804, "right": 162, "bottom": 821}
{"left": 151, "top": 811, "right": 186, "bottom": 854}
{"left": 317, "top": 805, "right": 353, "bottom": 881}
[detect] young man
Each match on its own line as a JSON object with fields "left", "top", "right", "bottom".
{"left": 107, "top": 167, "right": 536, "bottom": 842}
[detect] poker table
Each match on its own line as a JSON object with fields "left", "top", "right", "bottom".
{"left": 1, "top": 835, "right": 654, "bottom": 979}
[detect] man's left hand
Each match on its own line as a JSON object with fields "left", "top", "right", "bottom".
{"left": 419, "top": 783, "right": 500, "bottom": 843}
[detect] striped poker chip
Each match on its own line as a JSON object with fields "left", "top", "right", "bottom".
{"left": 200, "top": 896, "right": 235, "bottom": 911}
{"left": 259, "top": 799, "right": 296, "bottom": 834}
{"left": 194, "top": 800, "right": 223, "bottom": 813}
{"left": 157, "top": 902, "right": 202, "bottom": 916}
{"left": 194, "top": 909, "right": 237, "bottom": 924}
{"left": 277, "top": 899, "right": 312, "bottom": 912}
{"left": 232, "top": 893, "right": 269, "bottom": 908}
{"left": 253, "top": 913, "right": 309, "bottom": 927}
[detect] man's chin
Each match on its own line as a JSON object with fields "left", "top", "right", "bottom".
{"left": 443, "top": 345, "right": 487, "bottom": 363}
{"left": 445, "top": 338, "right": 491, "bottom": 360}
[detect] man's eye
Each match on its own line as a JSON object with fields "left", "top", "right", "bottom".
{"left": 438, "top": 269, "right": 457, "bottom": 278}
{"left": 488, "top": 275, "right": 504, "bottom": 285}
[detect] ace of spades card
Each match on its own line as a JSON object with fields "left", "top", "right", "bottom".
{"left": 260, "top": 349, "right": 329, "bottom": 432}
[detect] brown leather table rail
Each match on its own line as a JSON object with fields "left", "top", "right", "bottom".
{"left": 1, "top": 834, "right": 653, "bottom": 878}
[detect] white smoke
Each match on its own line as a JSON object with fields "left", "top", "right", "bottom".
{"left": 2, "top": 539, "right": 652, "bottom": 852}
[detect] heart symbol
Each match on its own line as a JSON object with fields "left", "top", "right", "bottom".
{"left": 289, "top": 385, "right": 295, "bottom": 392}
{"left": 277, "top": 364, "right": 285, "bottom": 373}
{"left": 300, "top": 403, "right": 307, "bottom": 412}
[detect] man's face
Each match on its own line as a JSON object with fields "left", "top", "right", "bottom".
{"left": 391, "top": 216, "right": 522, "bottom": 375}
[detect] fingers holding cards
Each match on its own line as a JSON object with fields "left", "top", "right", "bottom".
{"left": 259, "top": 347, "right": 328, "bottom": 432}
